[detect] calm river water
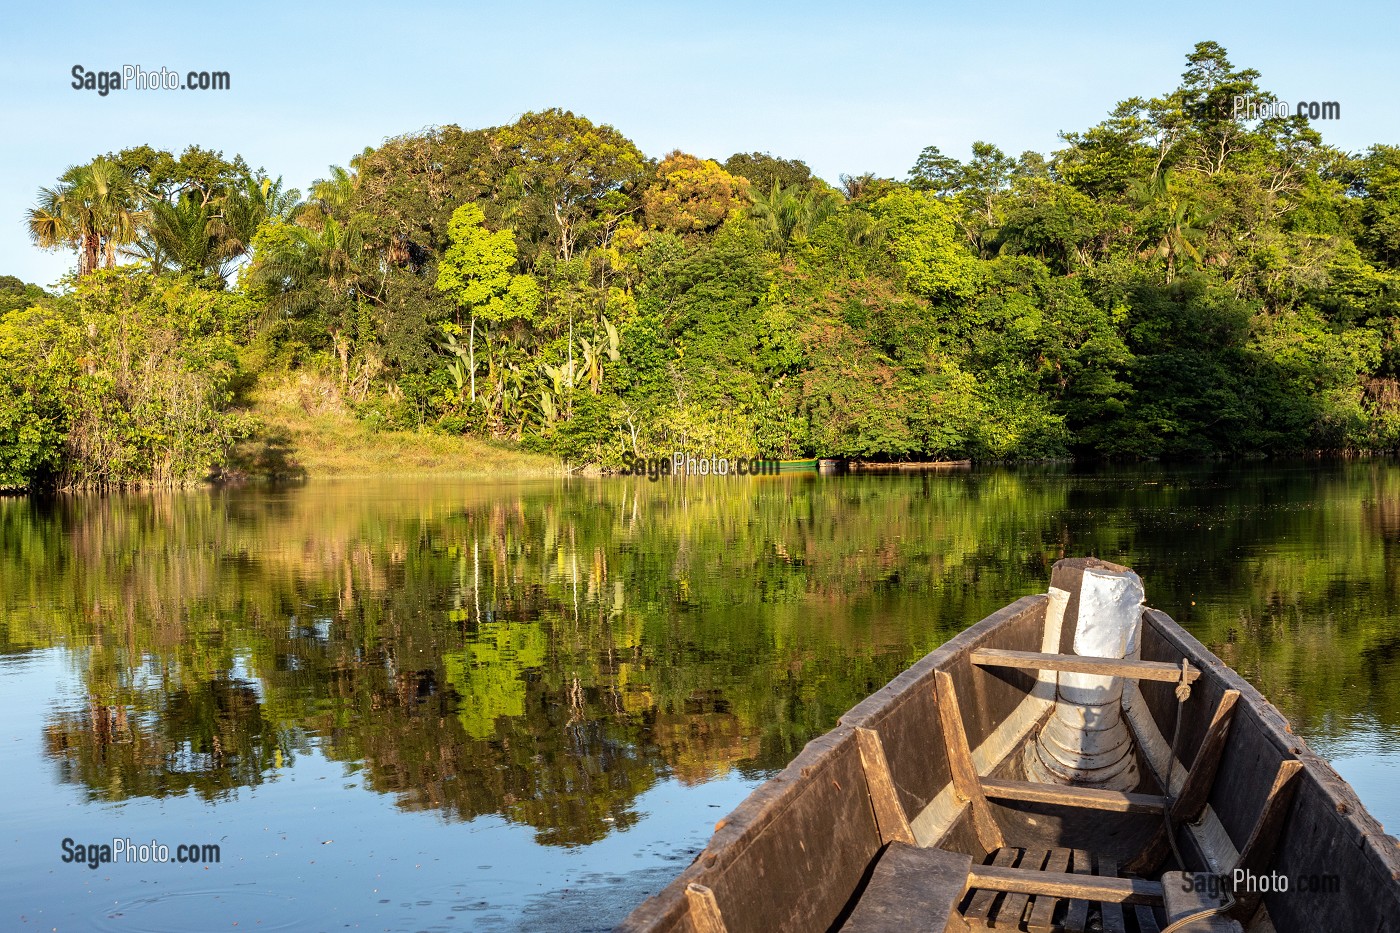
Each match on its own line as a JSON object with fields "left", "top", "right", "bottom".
{"left": 2, "top": 463, "right": 1398, "bottom": 931}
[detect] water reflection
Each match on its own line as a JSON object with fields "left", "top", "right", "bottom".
{"left": 2, "top": 463, "right": 1399, "bottom": 857}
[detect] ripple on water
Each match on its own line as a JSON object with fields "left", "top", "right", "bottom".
{"left": 91, "top": 888, "right": 318, "bottom": 933}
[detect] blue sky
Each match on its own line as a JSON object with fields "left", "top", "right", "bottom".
{"left": 2, "top": 0, "right": 1394, "bottom": 287}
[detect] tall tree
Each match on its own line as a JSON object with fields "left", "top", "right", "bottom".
{"left": 434, "top": 204, "right": 540, "bottom": 403}
{"left": 908, "top": 145, "right": 963, "bottom": 195}
{"left": 27, "top": 158, "right": 142, "bottom": 276}
{"left": 492, "top": 110, "right": 648, "bottom": 262}
{"left": 642, "top": 152, "right": 749, "bottom": 236}
{"left": 722, "top": 152, "right": 816, "bottom": 194}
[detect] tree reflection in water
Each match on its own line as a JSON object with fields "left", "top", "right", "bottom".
{"left": 4, "top": 464, "right": 1399, "bottom": 846}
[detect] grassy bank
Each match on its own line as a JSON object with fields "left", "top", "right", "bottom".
{"left": 238, "top": 375, "right": 562, "bottom": 480}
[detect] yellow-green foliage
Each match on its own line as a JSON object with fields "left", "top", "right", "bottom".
{"left": 0, "top": 306, "right": 76, "bottom": 487}
{"left": 443, "top": 621, "right": 547, "bottom": 739}
{"left": 435, "top": 203, "right": 540, "bottom": 322}
{"left": 642, "top": 151, "right": 749, "bottom": 235}
{"left": 0, "top": 270, "right": 252, "bottom": 489}
{"left": 874, "top": 188, "right": 982, "bottom": 299}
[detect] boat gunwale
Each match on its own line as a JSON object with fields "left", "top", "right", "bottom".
{"left": 837, "top": 594, "right": 1051, "bottom": 733}
{"left": 1139, "top": 607, "right": 1400, "bottom": 881}
{"left": 618, "top": 594, "right": 1050, "bottom": 931}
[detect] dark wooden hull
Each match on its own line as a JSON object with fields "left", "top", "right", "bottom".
{"left": 618, "top": 559, "right": 1400, "bottom": 933}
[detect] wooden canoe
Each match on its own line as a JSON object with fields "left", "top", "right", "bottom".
{"left": 777, "top": 459, "right": 819, "bottom": 473}
{"left": 618, "top": 558, "right": 1400, "bottom": 933}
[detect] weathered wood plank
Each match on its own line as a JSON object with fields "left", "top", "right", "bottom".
{"left": 842, "top": 594, "right": 1048, "bottom": 838}
{"left": 685, "top": 883, "right": 727, "bottom": 933}
{"left": 690, "top": 729, "right": 887, "bottom": 933}
{"left": 1025, "top": 848, "right": 1071, "bottom": 932}
{"left": 982, "top": 778, "right": 1166, "bottom": 814}
{"left": 1228, "top": 759, "right": 1304, "bottom": 922}
{"left": 1063, "top": 849, "right": 1091, "bottom": 932}
{"left": 1231, "top": 759, "right": 1303, "bottom": 875}
{"left": 1143, "top": 608, "right": 1400, "bottom": 933}
{"left": 971, "top": 648, "right": 1200, "bottom": 683}
{"left": 1099, "top": 858, "right": 1126, "bottom": 933}
{"left": 854, "top": 727, "right": 916, "bottom": 846}
{"left": 992, "top": 848, "right": 1045, "bottom": 929}
{"left": 935, "top": 670, "right": 1005, "bottom": 852}
{"left": 965, "top": 864, "right": 1164, "bottom": 906}
{"left": 964, "top": 847, "right": 1018, "bottom": 924}
{"left": 1134, "top": 905, "right": 1161, "bottom": 933}
{"left": 838, "top": 843, "right": 971, "bottom": 933}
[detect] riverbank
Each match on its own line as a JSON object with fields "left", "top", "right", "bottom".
{"left": 236, "top": 376, "right": 562, "bottom": 480}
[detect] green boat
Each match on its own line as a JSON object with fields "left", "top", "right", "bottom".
{"left": 777, "top": 458, "right": 819, "bottom": 473}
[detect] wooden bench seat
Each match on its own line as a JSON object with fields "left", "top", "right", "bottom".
{"left": 839, "top": 844, "right": 972, "bottom": 932}
{"left": 836, "top": 843, "right": 1171, "bottom": 933}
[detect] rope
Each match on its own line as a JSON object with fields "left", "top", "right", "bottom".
{"left": 1156, "top": 657, "right": 1236, "bottom": 932}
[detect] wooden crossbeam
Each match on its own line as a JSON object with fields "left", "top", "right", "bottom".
{"left": 855, "top": 727, "right": 916, "bottom": 846}
{"left": 981, "top": 778, "right": 1167, "bottom": 814}
{"left": 970, "top": 649, "right": 1200, "bottom": 684}
{"left": 1171, "top": 690, "right": 1241, "bottom": 821}
{"left": 964, "top": 865, "right": 1165, "bottom": 906}
{"left": 935, "top": 670, "right": 1005, "bottom": 852}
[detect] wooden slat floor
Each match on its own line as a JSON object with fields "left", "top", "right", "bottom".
{"left": 959, "top": 847, "right": 1163, "bottom": 932}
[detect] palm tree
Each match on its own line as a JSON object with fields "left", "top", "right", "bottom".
{"left": 27, "top": 158, "right": 142, "bottom": 276}
{"left": 1132, "top": 168, "right": 1218, "bottom": 282}
{"left": 214, "top": 176, "right": 303, "bottom": 268}
{"left": 748, "top": 182, "right": 840, "bottom": 252}
{"left": 248, "top": 216, "right": 370, "bottom": 314}
{"left": 123, "top": 176, "right": 301, "bottom": 281}
{"left": 299, "top": 152, "right": 368, "bottom": 228}
{"left": 139, "top": 196, "right": 221, "bottom": 274}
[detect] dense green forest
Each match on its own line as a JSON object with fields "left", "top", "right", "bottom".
{"left": 7, "top": 41, "right": 1400, "bottom": 489}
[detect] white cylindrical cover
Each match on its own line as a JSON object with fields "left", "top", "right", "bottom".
{"left": 1025, "top": 567, "right": 1145, "bottom": 791}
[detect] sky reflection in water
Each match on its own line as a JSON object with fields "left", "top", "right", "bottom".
{"left": 1, "top": 463, "right": 1397, "bottom": 930}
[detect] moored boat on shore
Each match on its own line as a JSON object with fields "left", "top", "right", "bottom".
{"left": 777, "top": 459, "right": 819, "bottom": 473}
